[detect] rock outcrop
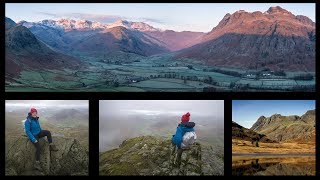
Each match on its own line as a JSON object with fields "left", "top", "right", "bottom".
{"left": 5, "top": 136, "right": 88, "bottom": 175}
{"left": 250, "top": 109, "right": 315, "bottom": 142}
{"left": 99, "top": 136, "right": 223, "bottom": 175}
{"left": 232, "top": 121, "right": 276, "bottom": 143}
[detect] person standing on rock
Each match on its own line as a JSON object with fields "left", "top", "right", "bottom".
{"left": 24, "top": 107, "right": 59, "bottom": 170}
{"left": 171, "top": 112, "right": 196, "bottom": 166}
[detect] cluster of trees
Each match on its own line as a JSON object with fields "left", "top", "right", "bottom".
{"left": 203, "top": 87, "right": 217, "bottom": 92}
{"left": 150, "top": 73, "right": 179, "bottom": 79}
{"left": 273, "top": 70, "right": 286, "bottom": 76}
{"left": 203, "top": 68, "right": 243, "bottom": 77}
{"left": 230, "top": 83, "right": 250, "bottom": 91}
{"left": 151, "top": 63, "right": 179, "bottom": 67}
{"left": 101, "top": 59, "right": 123, "bottom": 65}
{"left": 105, "top": 80, "right": 120, "bottom": 87}
{"left": 292, "top": 73, "right": 314, "bottom": 80}
{"left": 291, "top": 85, "right": 315, "bottom": 92}
{"left": 149, "top": 74, "right": 218, "bottom": 86}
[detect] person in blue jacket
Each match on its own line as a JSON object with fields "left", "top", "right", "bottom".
{"left": 25, "top": 108, "right": 58, "bottom": 170}
{"left": 171, "top": 112, "right": 195, "bottom": 166}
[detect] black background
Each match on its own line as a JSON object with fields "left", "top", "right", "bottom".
{"left": 1, "top": 0, "right": 319, "bottom": 177}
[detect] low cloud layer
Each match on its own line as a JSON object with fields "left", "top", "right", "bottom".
{"left": 37, "top": 11, "right": 165, "bottom": 25}
{"left": 6, "top": 100, "right": 88, "bottom": 109}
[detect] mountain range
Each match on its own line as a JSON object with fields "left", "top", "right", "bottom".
{"left": 250, "top": 109, "right": 315, "bottom": 142}
{"left": 17, "top": 19, "right": 199, "bottom": 56}
{"left": 176, "top": 6, "right": 315, "bottom": 71}
{"left": 5, "top": 17, "right": 84, "bottom": 79}
{"left": 233, "top": 109, "right": 315, "bottom": 143}
{"left": 5, "top": 6, "right": 316, "bottom": 79}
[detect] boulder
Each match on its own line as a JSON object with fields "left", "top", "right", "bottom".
{"left": 6, "top": 136, "right": 88, "bottom": 175}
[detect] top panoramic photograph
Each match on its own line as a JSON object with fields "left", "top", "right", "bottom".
{"left": 5, "top": 3, "right": 315, "bottom": 92}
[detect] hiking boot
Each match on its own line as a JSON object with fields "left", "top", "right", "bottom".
{"left": 34, "top": 161, "right": 42, "bottom": 171}
{"left": 49, "top": 144, "right": 59, "bottom": 151}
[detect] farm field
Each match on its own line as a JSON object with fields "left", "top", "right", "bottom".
{"left": 6, "top": 53, "right": 315, "bottom": 92}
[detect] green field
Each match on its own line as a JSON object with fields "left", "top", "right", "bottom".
{"left": 6, "top": 52, "right": 316, "bottom": 92}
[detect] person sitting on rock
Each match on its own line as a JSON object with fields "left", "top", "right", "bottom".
{"left": 24, "top": 107, "right": 59, "bottom": 171}
{"left": 171, "top": 112, "right": 196, "bottom": 166}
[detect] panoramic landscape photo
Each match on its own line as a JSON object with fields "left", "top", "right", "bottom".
{"left": 99, "top": 100, "right": 224, "bottom": 175}
{"left": 232, "top": 100, "right": 316, "bottom": 176}
{"left": 5, "top": 3, "right": 315, "bottom": 92}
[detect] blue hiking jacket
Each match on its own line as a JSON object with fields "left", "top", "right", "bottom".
{"left": 25, "top": 113, "right": 42, "bottom": 143}
{"left": 172, "top": 122, "right": 195, "bottom": 148}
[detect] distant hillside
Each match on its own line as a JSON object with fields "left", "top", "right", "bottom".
{"left": 47, "top": 108, "right": 88, "bottom": 126}
{"left": 5, "top": 17, "right": 84, "bottom": 79}
{"left": 250, "top": 109, "right": 315, "bottom": 142}
{"left": 232, "top": 121, "right": 276, "bottom": 143}
{"left": 72, "top": 26, "right": 170, "bottom": 56}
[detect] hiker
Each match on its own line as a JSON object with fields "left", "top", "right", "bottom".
{"left": 24, "top": 108, "right": 59, "bottom": 170}
{"left": 171, "top": 112, "right": 196, "bottom": 166}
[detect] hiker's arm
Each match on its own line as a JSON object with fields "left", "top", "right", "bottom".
{"left": 25, "top": 121, "right": 37, "bottom": 143}
{"left": 172, "top": 128, "right": 183, "bottom": 148}
{"left": 38, "top": 119, "right": 42, "bottom": 131}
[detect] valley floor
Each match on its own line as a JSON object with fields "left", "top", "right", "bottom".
{"left": 232, "top": 139, "right": 315, "bottom": 154}
{"left": 6, "top": 53, "right": 315, "bottom": 92}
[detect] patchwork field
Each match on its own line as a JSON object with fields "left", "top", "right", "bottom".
{"left": 6, "top": 53, "right": 315, "bottom": 92}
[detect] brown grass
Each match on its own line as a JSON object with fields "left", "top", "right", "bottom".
{"left": 232, "top": 139, "right": 315, "bottom": 154}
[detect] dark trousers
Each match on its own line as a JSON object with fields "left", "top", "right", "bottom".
{"left": 172, "top": 143, "right": 183, "bottom": 166}
{"left": 33, "top": 130, "right": 52, "bottom": 161}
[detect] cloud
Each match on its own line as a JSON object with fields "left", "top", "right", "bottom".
{"left": 37, "top": 12, "right": 124, "bottom": 23}
{"left": 37, "top": 11, "right": 166, "bottom": 25}
{"left": 137, "top": 18, "right": 166, "bottom": 24}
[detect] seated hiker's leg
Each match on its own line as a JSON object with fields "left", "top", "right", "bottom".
{"left": 176, "top": 148, "right": 183, "bottom": 166}
{"left": 37, "top": 130, "right": 53, "bottom": 143}
{"left": 33, "top": 141, "right": 41, "bottom": 161}
{"left": 37, "top": 130, "right": 58, "bottom": 151}
{"left": 171, "top": 143, "right": 177, "bottom": 155}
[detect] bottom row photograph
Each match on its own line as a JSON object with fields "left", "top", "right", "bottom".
{"left": 4, "top": 100, "right": 315, "bottom": 176}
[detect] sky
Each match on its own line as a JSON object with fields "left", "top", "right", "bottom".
{"left": 6, "top": 100, "right": 88, "bottom": 109}
{"left": 99, "top": 100, "right": 224, "bottom": 118}
{"left": 5, "top": 3, "right": 315, "bottom": 32}
{"left": 232, "top": 100, "right": 316, "bottom": 129}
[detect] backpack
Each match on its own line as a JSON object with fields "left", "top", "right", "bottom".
{"left": 22, "top": 118, "right": 31, "bottom": 134}
{"left": 181, "top": 131, "right": 197, "bottom": 148}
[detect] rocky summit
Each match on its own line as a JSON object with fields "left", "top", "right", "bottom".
{"left": 176, "top": 6, "right": 315, "bottom": 71}
{"left": 99, "top": 136, "right": 224, "bottom": 175}
{"left": 250, "top": 109, "right": 315, "bottom": 142}
{"left": 5, "top": 136, "right": 88, "bottom": 175}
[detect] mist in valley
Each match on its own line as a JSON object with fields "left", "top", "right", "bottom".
{"left": 99, "top": 100, "right": 224, "bottom": 152}
{"left": 6, "top": 100, "right": 88, "bottom": 127}
{"left": 5, "top": 100, "right": 89, "bottom": 148}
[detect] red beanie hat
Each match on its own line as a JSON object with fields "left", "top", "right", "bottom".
{"left": 181, "top": 112, "right": 190, "bottom": 123}
{"left": 30, "top": 108, "right": 37, "bottom": 114}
